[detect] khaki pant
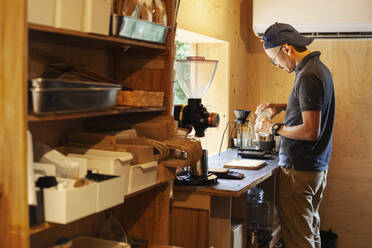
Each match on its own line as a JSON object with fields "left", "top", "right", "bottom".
{"left": 278, "top": 166, "right": 327, "bottom": 248}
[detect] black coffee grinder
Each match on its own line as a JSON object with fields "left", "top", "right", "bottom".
{"left": 173, "top": 56, "right": 219, "bottom": 137}
{"left": 173, "top": 56, "right": 219, "bottom": 185}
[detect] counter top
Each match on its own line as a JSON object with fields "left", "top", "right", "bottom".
{"left": 174, "top": 149, "right": 279, "bottom": 197}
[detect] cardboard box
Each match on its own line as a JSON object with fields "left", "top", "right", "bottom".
{"left": 82, "top": 0, "right": 112, "bottom": 35}
{"left": 55, "top": 0, "right": 84, "bottom": 31}
{"left": 28, "top": 0, "right": 55, "bottom": 26}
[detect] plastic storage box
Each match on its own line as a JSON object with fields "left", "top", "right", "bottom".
{"left": 86, "top": 172, "right": 126, "bottom": 212}
{"left": 43, "top": 177, "right": 97, "bottom": 224}
{"left": 128, "top": 161, "right": 158, "bottom": 193}
{"left": 112, "top": 15, "right": 169, "bottom": 44}
{"left": 83, "top": 0, "right": 113, "bottom": 35}
{"left": 61, "top": 146, "right": 132, "bottom": 195}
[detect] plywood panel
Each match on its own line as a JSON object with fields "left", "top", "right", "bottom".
{"left": 179, "top": 1, "right": 372, "bottom": 247}
{"left": 112, "top": 183, "right": 170, "bottom": 247}
{"left": 0, "top": 0, "right": 28, "bottom": 247}
{"left": 178, "top": 0, "right": 265, "bottom": 142}
{"left": 170, "top": 207, "right": 209, "bottom": 248}
{"left": 198, "top": 43, "right": 230, "bottom": 155}
{"left": 240, "top": 41, "right": 372, "bottom": 248}
{"left": 30, "top": 212, "right": 106, "bottom": 248}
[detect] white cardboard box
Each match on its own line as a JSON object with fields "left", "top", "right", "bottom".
{"left": 44, "top": 177, "right": 97, "bottom": 224}
{"left": 82, "top": 0, "right": 113, "bottom": 35}
{"left": 128, "top": 161, "right": 158, "bottom": 193}
{"left": 55, "top": 0, "right": 84, "bottom": 31}
{"left": 28, "top": 0, "right": 56, "bottom": 26}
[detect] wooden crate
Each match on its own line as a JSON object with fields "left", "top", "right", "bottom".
{"left": 116, "top": 90, "right": 164, "bottom": 107}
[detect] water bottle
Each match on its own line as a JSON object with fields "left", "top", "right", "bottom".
{"left": 247, "top": 187, "right": 270, "bottom": 229}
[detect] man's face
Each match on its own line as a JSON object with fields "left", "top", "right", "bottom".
{"left": 264, "top": 45, "right": 295, "bottom": 73}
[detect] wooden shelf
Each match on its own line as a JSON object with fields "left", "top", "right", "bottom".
{"left": 29, "top": 222, "right": 55, "bottom": 235}
{"left": 125, "top": 182, "right": 167, "bottom": 199}
{"left": 29, "top": 23, "right": 167, "bottom": 50}
{"left": 28, "top": 106, "right": 166, "bottom": 122}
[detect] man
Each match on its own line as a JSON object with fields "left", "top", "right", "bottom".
{"left": 254, "top": 23, "right": 335, "bottom": 248}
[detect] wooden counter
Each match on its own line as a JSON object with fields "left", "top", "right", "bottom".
{"left": 170, "top": 149, "right": 280, "bottom": 248}
{"left": 174, "top": 149, "right": 279, "bottom": 197}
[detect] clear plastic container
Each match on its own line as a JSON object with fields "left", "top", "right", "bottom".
{"left": 255, "top": 109, "right": 272, "bottom": 138}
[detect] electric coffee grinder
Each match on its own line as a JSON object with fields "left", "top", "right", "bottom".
{"left": 173, "top": 56, "right": 220, "bottom": 137}
{"left": 173, "top": 56, "right": 220, "bottom": 185}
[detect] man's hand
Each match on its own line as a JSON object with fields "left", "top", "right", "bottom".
{"left": 255, "top": 103, "right": 287, "bottom": 119}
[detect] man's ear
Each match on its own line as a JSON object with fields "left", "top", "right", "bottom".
{"left": 283, "top": 44, "right": 293, "bottom": 55}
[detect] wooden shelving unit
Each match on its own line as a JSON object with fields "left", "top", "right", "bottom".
{"left": 28, "top": 106, "right": 166, "bottom": 122}
{"left": 29, "top": 24, "right": 168, "bottom": 50}
{"left": 1, "top": 0, "right": 176, "bottom": 247}
{"left": 29, "top": 223, "right": 55, "bottom": 236}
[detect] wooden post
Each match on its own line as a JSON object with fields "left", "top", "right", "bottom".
{"left": 0, "top": 0, "right": 28, "bottom": 248}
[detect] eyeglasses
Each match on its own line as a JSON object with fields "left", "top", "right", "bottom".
{"left": 270, "top": 46, "right": 283, "bottom": 66}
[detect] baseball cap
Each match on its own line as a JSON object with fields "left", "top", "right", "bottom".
{"left": 262, "top": 22, "right": 314, "bottom": 49}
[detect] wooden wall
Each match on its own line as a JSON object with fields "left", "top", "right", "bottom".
{"left": 197, "top": 43, "right": 230, "bottom": 155}
{"left": 178, "top": 0, "right": 372, "bottom": 247}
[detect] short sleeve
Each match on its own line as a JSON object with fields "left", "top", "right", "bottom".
{"left": 298, "top": 74, "right": 323, "bottom": 112}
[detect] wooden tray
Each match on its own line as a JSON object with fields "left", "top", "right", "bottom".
{"left": 223, "top": 158, "right": 266, "bottom": 170}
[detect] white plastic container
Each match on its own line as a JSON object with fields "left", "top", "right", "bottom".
{"left": 61, "top": 147, "right": 133, "bottom": 174}
{"left": 83, "top": 0, "right": 113, "bottom": 35}
{"left": 55, "top": 0, "right": 84, "bottom": 31}
{"left": 128, "top": 161, "right": 158, "bottom": 193}
{"left": 92, "top": 174, "right": 125, "bottom": 212}
{"left": 62, "top": 146, "right": 132, "bottom": 195}
{"left": 43, "top": 177, "right": 97, "bottom": 224}
{"left": 28, "top": 0, "right": 56, "bottom": 26}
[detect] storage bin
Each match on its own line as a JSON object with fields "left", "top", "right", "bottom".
{"left": 128, "top": 161, "right": 158, "bottom": 193}
{"left": 72, "top": 236, "right": 131, "bottom": 247}
{"left": 86, "top": 172, "right": 125, "bottom": 212}
{"left": 29, "top": 78, "right": 121, "bottom": 114}
{"left": 112, "top": 15, "right": 169, "bottom": 44}
{"left": 55, "top": 0, "right": 85, "bottom": 31}
{"left": 60, "top": 146, "right": 132, "bottom": 195}
{"left": 116, "top": 90, "right": 164, "bottom": 107}
{"left": 28, "top": 0, "right": 56, "bottom": 26}
{"left": 43, "top": 177, "right": 97, "bottom": 224}
{"left": 83, "top": 0, "right": 113, "bottom": 35}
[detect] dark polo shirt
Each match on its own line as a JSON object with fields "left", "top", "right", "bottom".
{"left": 279, "top": 51, "right": 335, "bottom": 171}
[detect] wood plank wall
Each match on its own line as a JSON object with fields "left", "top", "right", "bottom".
{"left": 178, "top": 1, "right": 372, "bottom": 247}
